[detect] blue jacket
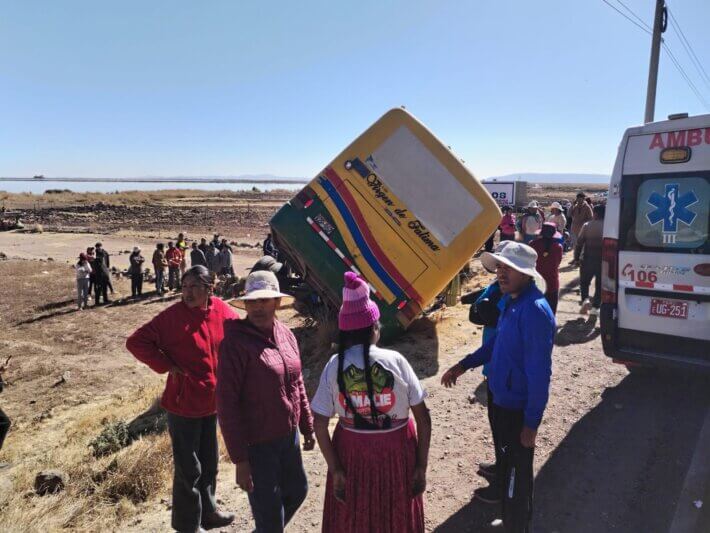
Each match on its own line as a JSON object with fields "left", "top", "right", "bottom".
{"left": 459, "top": 283, "right": 555, "bottom": 429}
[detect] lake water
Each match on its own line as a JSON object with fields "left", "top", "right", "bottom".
{"left": 0, "top": 180, "right": 305, "bottom": 194}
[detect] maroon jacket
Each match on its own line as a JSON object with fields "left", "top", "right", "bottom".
{"left": 216, "top": 318, "right": 314, "bottom": 463}
{"left": 126, "top": 297, "right": 238, "bottom": 417}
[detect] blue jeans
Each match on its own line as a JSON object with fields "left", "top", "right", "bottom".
{"left": 247, "top": 431, "right": 308, "bottom": 533}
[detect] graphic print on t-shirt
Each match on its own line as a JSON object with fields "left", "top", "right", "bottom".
{"left": 338, "top": 361, "right": 396, "bottom": 420}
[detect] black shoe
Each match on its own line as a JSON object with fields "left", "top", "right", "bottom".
{"left": 202, "top": 511, "right": 235, "bottom": 530}
{"left": 477, "top": 461, "right": 497, "bottom": 480}
{"left": 474, "top": 484, "right": 501, "bottom": 504}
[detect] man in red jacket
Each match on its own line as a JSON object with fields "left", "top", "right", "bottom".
{"left": 126, "top": 265, "right": 238, "bottom": 533}
{"left": 166, "top": 241, "right": 183, "bottom": 291}
{"left": 217, "top": 270, "right": 315, "bottom": 533}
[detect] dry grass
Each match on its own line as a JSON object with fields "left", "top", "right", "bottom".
{"left": 0, "top": 385, "right": 171, "bottom": 532}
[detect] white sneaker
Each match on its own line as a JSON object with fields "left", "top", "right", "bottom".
{"left": 580, "top": 299, "right": 591, "bottom": 315}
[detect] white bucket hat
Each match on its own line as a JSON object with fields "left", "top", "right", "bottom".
{"left": 238, "top": 270, "right": 291, "bottom": 301}
{"left": 481, "top": 241, "right": 547, "bottom": 293}
{"left": 528, "top": 200, "right": 539, "bottom": 208}
{"left": 550, "top": 201, "right": 562, "bottom": 211}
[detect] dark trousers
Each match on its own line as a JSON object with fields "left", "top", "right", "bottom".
{"left": 167, "top": 413, "right": 218, "bottom": 532}
{"left": 155, "top": 269, "right": 165, "bottom": 293}
{"left": 247, "top": 431, "right": 308, "bottom": 533}
{"left": 168, "top": 267, "right": 181, "bottom": 290}
{"left": 131, "top": 274, "right": 143, "bottom": 297}
{"left": 492, "top": 404, "right": 534, "bottom": 533}
{"left": 544, "top": 290, "right": 559, "bottom": 314}
{"left": 486, "top": 381, "right": 501, "bottom": 477}
{"left": 500, "top": 233, "right": 515, "bottom": 242}
{"left": 485, "top": 233, "right": 496, "bottom": 253}
{"left": 0, "top": 407, "right": 10, "bottom": 450}
{"left": 94, "top": 277, "right": 109, "bottom": 304}
{"left": 580, "top": 261, "right": 602, "bottom": 308}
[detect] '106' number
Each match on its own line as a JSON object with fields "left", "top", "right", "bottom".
{"left": 622, "top": 264, "right": 658, "bottom": 283}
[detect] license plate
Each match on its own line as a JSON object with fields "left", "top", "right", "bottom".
{"left": 650, "top": 298, "right": 689, "bottom": 319}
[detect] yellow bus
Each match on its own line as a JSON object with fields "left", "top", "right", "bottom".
{"left": 271, "top": 108, "right": 501, "bottom": 338}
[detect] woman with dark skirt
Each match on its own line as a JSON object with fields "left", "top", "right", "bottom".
{"left": 311, "top": 272, "right": 431, "bottom": 533}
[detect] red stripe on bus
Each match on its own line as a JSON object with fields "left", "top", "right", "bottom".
{"left": 672, "top": 284, "right": 693, "bottom": 292}
{"left": 635, "top": 281, "right": 654, "bottom": 288}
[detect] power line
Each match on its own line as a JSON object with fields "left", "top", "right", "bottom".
{"left": 600, "top": 0, "right": 651, "bottom": 35}
{"left": 600, "top": 0, "right": 710, "bottom": 113}
{"left": 662, "top": 41, "right": 710, "bottom": 111}
{"left": 615, "top": 0, "right": 653, "bottom": 32}
{"left": 666, "top": 6, "right": 710, "bottom": 92}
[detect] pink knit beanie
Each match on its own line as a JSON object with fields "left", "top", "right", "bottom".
{"left": 338, "top": 272, "right": 380, "bottom": 331}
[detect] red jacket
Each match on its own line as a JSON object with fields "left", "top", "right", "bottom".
{"left": 530, "top": 238, "right": 563, "bottom": 293}
{"left": 165, "top": 247, "right": 183, "bottom": 268}
{"left": 126, "top": 297, "right": 238, "bottom": 417}
{"left": 216, "top": 318, "right": 314, "bottom": 463}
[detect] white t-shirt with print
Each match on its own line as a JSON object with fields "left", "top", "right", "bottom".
{"left": 310, "top": 344, "right": 426, "bottom": 431}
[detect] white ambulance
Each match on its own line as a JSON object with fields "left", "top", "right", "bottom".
{"left": 601, "top": 113, "right": 710, "bottom": 371}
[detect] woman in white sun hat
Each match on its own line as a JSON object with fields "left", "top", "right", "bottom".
{"left": 547, "top": 202, "right": 567, "bottom": 234}
{"left": 216, "top": 270, "right": 315, "bottom": 533}
{"left": 441, "top": 242, "right": 555, "bottom": 531}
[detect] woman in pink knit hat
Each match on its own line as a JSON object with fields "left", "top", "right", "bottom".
{"left": 311, "top": 272, "right": 432, "bottom": 533}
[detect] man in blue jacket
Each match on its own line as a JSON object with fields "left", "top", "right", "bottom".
{"left": 442, "top": 242, "right": 555, "bottom": 532}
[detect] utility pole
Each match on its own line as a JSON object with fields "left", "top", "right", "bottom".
{"left": 644, "top": 0, "right": 667, "bottom": 124}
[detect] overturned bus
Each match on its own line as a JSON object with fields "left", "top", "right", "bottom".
{"left": 270, "top": 108, "right": 501, "bottom": 339}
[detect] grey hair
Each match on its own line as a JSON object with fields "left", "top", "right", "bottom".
{"left": 182, "top": 265, "right": 212, "bottom": 287}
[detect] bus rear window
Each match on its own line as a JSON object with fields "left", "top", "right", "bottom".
{"left": 620, "top": 173, "right": 709, "bottom": 254}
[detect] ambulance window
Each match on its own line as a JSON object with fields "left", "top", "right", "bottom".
{"left": 620, "top": 174, "right": 709, "bottom": 254}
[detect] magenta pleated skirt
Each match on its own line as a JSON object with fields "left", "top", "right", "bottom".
{"left": 322, "top": 418, "right": 424, "bottom": 533}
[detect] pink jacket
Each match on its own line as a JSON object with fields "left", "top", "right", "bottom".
{"left": 500, "top": 213, "right": 517, "bottom": 235}
{"left": 216, "top": 318, "right": 314, "bottom": 463}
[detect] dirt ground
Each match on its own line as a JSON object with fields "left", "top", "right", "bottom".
{"left": 1, "top": 185, "right": 708, "bottom": 533}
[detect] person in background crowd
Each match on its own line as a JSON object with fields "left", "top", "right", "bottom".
{"left": 547, "top": 202, "right": 567, "bottom": 235}
{"left": 212, "top": 234, "right": 222, "bottom": 250}
{"left": 484, "top": 229, "right": 497, "bottom": 253}
{"left": 191, "top": 241, "right": 207, "bottom": 269}
{"left": 499, "top": 205, "right": 517, "bottom": 242}
{"left": 0, "top": 356, "right": 11, "bottom": 464}
{"left": 517, "top": 201, "right": 544, "bottom": 244}
{"left": 250, "top": 255, "right": 290, "bottom": 291}
{"left": 166, "top": 241, "right": 183, "bottom": 291}
{"left": 93, "top": 242, "right": 111, "bottom": 305}
{"left": 177, "top": 233, "right": 189, "bottom": 278}
{"left": 206, "top": 242, "right": 220, "bottom": 275}
{"left": 441, "top": 242, "right": 555, "bottom": 532}
{"left": 575, "top": 204, "right": 606, "bottom": 316}
{"left": 311, "top": 272, "right": 430, "bottom": 533}
{"left": 217, "top": 270, "right": 314, "bottom": 533}
{"left": 569, "top": 192, "right": 593, "bottom": 262}
{"left": 75, "top": 252, "right": 93, "bottom": 310}
{"left": 127, "top": 266, "right": 237, "bottom": 533}
{"left": 262, "top": 232, "right": 278, "bottom": 259}
{"left": 128, "top": 246, "right": 145, "bottom": 298}
{"left": 198, "top": 238, "right": 209, "bottom": 257}
{"left": 86, "top": 246, "right": 96, "bottom": 300}
{"left": 218, "top": 244, "right": 233, "bottom": 277}
{"left": 530, "top": 222, "right": 564, "bottom": 314}
{"left": 152, "top": 243, "right": 168, "bottom": 295}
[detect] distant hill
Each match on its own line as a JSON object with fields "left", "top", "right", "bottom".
{"left": 484, "top": 172, "right": 610, "bottom": 184}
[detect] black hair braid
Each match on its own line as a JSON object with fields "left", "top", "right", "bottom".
{"left": 362, "top": 341, "right": 380, "bottom": 425}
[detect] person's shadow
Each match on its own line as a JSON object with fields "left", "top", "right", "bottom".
{"left": 554, "top": 315, "right": 600, "bottom": 346}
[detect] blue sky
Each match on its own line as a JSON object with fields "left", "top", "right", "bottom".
{"left": 2, "top": 0, "right": 709, "bottom": 180}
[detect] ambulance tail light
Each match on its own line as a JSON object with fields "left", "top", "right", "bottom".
{"left": 601, "top": 237, "right": 618, "bottom": 304}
